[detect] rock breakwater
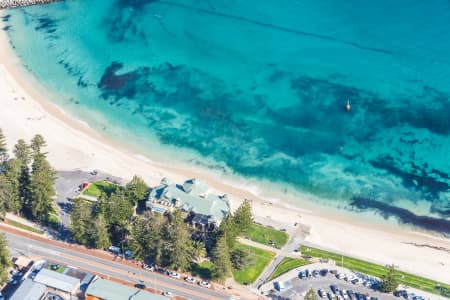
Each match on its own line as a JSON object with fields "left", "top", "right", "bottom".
{"left": 0, "top": 0, "right": 61, "bottom": 9}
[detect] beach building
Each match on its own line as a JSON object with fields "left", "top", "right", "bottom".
{"left": 146, "top": 178, "right": 230, "bottom": 230}
{"left": 9, "top": 279, "right": 47, "bottom": 300}
{"left": 33, "top": 268, "right": 80, "bottom": 300}
{"left": 85, "top": 277, "right": 167, "bottom": 300}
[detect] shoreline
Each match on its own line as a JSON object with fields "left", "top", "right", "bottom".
{"left": 1, "top": 23, "right": 450, "bottom": 284}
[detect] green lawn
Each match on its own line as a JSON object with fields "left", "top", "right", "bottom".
{"left": 244, "top": 224, "right": 289, "bottom": 249}
{"left": 269, "top": 257, "right": 310, "bottom": 281}
{"left": 301, "top": 245, "right": 450, "bottom": 297}
{"left": 190, "top": 260, "right": 214, "bottom": 279}
{"left": 82, "top": 181, "right": 118, "bottom": 198}
{"left": 6, "top": 219, "right": 43, "bottom": 234}
{"left": 232, "top": 243, "right": 275, "bottom": 285}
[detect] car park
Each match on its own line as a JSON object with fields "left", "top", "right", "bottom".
{"left": 168, "top": 272, "right": 181, "bottom": 279}
{"left": 199, "top": 281, "right": 211, "bottom": 288}
{"left": 184, "top": 276, "right": 196, "bottom": 284}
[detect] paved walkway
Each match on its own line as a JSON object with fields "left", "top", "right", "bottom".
{"left": 245, "top": 222, "right": 309, "bottom": 290}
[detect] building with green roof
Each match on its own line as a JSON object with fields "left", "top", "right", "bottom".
{"left": 146, "top": 178, "right": 230, "bottom": 230}
{"left": 85, "top": 278, "right": 167, "bottom": 300}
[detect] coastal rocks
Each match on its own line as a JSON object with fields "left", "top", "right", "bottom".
{"left": 0, "top": 0, "right": 61, "bottom": 9}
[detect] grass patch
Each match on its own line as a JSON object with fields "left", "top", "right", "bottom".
{"left": 82, "top": 181, "right": 117, "bottom": 198}
{"left": 301, "top": 245, "right": 450, "bottom": 297}
{"left": 244, "top": 224, "right": 289, "bottom": 249}
{"left": 190, "top": 260, "right": 214, "bottom": 279}
{"left": 6, "top": 219, "right": 43, "bottom": 234}
{"left": 232, "top": 242, "right": 275, "bottom": 285}
{"left": 269, "top": 257, "right": 310, "bottom": 281}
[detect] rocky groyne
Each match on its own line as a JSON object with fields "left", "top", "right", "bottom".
{"left": 0, "top": 0, "right": 62, "bottom": 9}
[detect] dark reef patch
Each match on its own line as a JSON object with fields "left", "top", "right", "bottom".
{"left": 351, "top": 196, "right": 450, "bottom": 235}
{"left": 369, "top": 155, "right": 449, "bottom": 199}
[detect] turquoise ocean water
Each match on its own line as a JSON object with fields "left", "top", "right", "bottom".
{"left": 3, "top": 0, "right": 450, "bottom": 232}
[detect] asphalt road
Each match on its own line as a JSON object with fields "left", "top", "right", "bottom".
{"left": 4, "top": 231, "right": 231, "bottom": 300}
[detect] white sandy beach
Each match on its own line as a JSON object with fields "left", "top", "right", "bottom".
{"left": 1, "top": 28, "right": 450, "bottom": 285}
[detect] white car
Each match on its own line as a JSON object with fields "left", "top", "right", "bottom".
{"left": 168, "top": 272, "right": 181, "bottom": 279}
{"left": 142, "top": 264, "right": 154, "bottom": 271}
{"left": 346, "top": 274, "right": 355, "bottom": 281}
{"left": 199, "top": 281, "right": 211, "bottom": 288}
{"left": 336, "top": 273, "right": 346, "bottom": 280}
{"left": 162, "top": 291, "right": 173, "bottom": 298}
{"left": 185, "top": 276, "right": 196, "bottom": 284}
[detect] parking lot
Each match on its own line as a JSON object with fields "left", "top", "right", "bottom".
{"left": 264, "top": 264, "right": 429, "bottom": 300}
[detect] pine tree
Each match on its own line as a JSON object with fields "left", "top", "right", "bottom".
{"left": 0, "top": 233, "right": 12, "bottom": 284}
{"left": 211, "top": 234, "right": 232, "bottom": 281}
{"left": 13, "top": 139, "right": 31, "bottom": 165}
{"left": 234, "top": 199, "right": 253, "bottom": 233}
{"left": 0, "top": 128, "right": 8, "bottom": 164}
{"left": 28, "top": 153, "right": 56, "bottom": 222}
{"left": 129, "top": 216, "right": 147, "bottom": 261}
{"left": 30, "top": 134, "right": 47, "bottom": 156}
{"left": 13, "top": 139, "right": 31, "bottom": 207}
{"left": 2, "top": 159, "right": 22, "bottom": 213}
{"left": 217, "top": 214, "right": 239, "bottom": 249}
{"left": 147, "top": 213, "right": 165, "bottom": 265}
{"left": 124, "top": 175, "right": 148, "bottom": 205}
{"left": 70, "top": 199, "right": 91, "bottom": 245}
{"left": 165, "top": 210, "right": 194, "bottom": 271}
{"left": 90, "top": 214, "right": 110, "bottom": 249}
{"left": 380, "top": 265, "right": 399, "bottom": 293}
{"left": 305, "top": 288, "right": 318, "bottom": 300}
{"left": 0, "top": 175, "right": 13, "bottom": 218}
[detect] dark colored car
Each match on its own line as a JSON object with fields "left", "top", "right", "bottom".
{"left": 348, "top": 290, "right": 355, "bottom": 299}
{"left": 299, "top": 271, "right": 306, "bottom": 279}
{"left": 320, "top": 269, "right": 329, "bottom": 276}
{"left": 330, "top": 285, "right": 339, "bottom": 294}
{"left": 135, "top": 283, "right": 146, "bottom": 289}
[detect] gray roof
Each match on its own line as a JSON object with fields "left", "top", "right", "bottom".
{"left": 34, "top": 269, "right": 80, "bottom": 293}
{"left": 86, "top": 277, "right": 167, "bottom": 300}
{"left": 148, "top": 178, "right": 230, "bottom": 224}
{"left": 10, "top": 279, "right": 47, "bottom": 300}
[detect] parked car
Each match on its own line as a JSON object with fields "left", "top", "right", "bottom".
{"left": 312, "top": 270, "right": 320, "bottom": 277}
{"left": 352, "top": 278, "right": 364, "bottom": 285}
{"left": 135, "top": 283, "right": 146, "bottom": 289}
{"left": 108, "top": 246, "right": 121, "bottom": 255}
{"left": 185, "top": 276, "right": 196, "bottom": 284}
{"left": 162, "top": 291, "right": 173, "bottom": 298}
{"left": 346, "top": 274, "right": 355, "bottom": 281}
{"left": 142, "top": 264, "right": 154, "bottom": 271}
{"left": 299, "top": 271, "right": 307, "bottom": 279}
{"left": 347, "top": 290, "right": 355, "bottom": 299}
{"left": 336, "top": 273, "right": 346, "bottom": 280}
{"left": 318, "top": 289, "right": 326, "bottom": 298}
{"left": 320, "top": 269, "right": 328, "bottom": 276}
{"left": 331, "top": 285, "right": 339, "bottom": 294}
{"left": 199, "top": 281, "right": 211, "bottom": 288}
{"left": 168, "top": 272, "right": 181, "bottom": 279}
